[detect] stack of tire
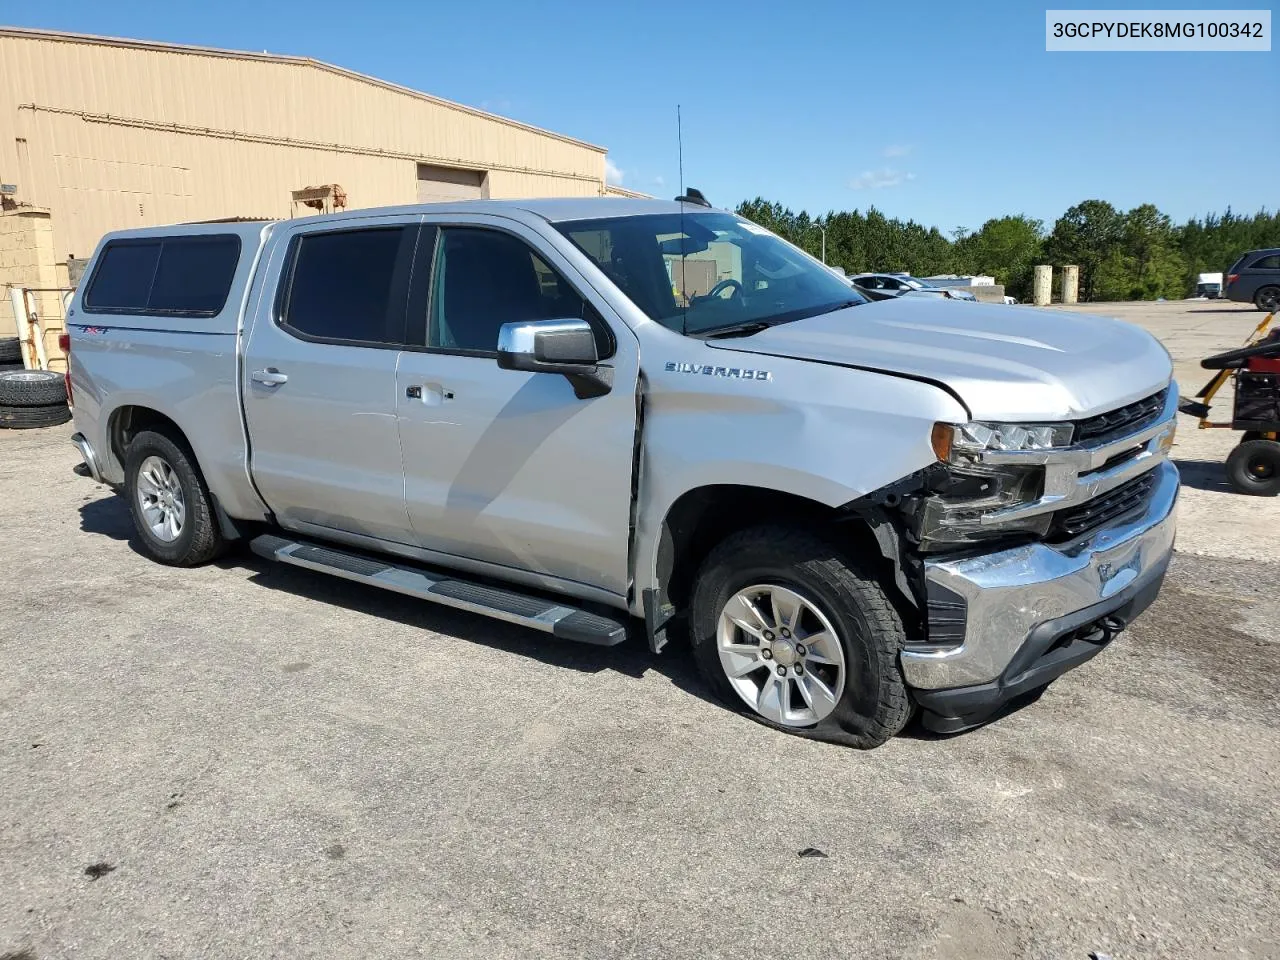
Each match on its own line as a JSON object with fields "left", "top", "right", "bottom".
{"left": 0, "top": 338, "right": 72, "bottom": 430}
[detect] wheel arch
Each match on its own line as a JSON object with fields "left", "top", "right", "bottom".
{"left": 107, "top": 404, "right": 249, "bottom": 540}
{"left": 648, "top": 483, "right": 922, "bottom": 646}
{"left": 108, "top": 404, "right": 191, "bottom": 473}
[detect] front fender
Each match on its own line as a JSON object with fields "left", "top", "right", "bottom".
{"left": 632, "top": 349, "right": 967, "bottom": 613}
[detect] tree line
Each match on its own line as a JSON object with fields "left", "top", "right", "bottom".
{"left": 735, "top": 197, "right": 1280, "bottom": 302}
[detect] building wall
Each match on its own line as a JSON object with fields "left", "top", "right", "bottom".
{"left": 0, "top": 209, "right": 67, "bottom": 365}
{"left": 0, "top": 28, "right": 613, "bottom": 342}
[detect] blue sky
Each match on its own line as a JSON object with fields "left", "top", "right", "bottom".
{"left": 5, "top": 0, "right": 1276, "bottom": 232}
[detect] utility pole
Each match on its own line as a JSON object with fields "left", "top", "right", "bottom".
{"left": 814, "top": 222, "right": 827, "bottom": 264}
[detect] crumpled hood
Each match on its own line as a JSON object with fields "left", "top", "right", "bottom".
{"left": 707, "top": 298, "right": 1173, "bottom": 420}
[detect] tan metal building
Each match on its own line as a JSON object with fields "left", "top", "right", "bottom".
{"left": 0, "top": 26, "right": 640, "bottom": 357}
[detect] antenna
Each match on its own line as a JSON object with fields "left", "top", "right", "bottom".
{"left": 678, "top": 105, "right": 687, "bottom": 336}
{"left": 677, "top": 104, "right": 684, "bottom": 198}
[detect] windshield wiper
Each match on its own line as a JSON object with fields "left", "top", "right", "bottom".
{"left": 698, "top": 321, "right": 775, "bottom": 339}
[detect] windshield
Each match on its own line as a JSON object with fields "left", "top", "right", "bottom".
{"left": 556, "top": 212, "right": 865, "bottom": 336}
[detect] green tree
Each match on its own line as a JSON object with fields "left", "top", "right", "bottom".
{"left": 737, "top": 195, "right": 1280, "bottom": 304}
{"left": 1045, "top": 200, "right": 1123, "bottom": 301}
{"left": 1119, "top": 204, "right": 1187, "bottom": 299}
{"left": 954, "top": 215, "right": 1044, "bottom": 301}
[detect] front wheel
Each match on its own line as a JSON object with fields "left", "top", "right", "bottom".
{"left": 690, "top": 526, "right": 912, "bottom": 749}
{"left": 124, "top": 429, "right": 226, "bottom": 565}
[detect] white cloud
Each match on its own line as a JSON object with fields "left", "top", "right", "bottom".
{"left": 652, "top": 174, "right": 666, "bottom": 187}
{"left": 605, "top": 158, "right": 625, "bottom": 185}
{"left": 882, "top": 144, "right": 911, "bottom": 158}
{"left": 850, "top": 168, "right": 917, "bottom": 190}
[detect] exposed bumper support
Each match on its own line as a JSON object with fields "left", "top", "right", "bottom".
{"left": 902, "top": 459, "right": 1179, "bottom": 695}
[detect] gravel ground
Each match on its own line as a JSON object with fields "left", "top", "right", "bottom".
{"left": 1, "top": 301, "right": 1277, "bottom": 959}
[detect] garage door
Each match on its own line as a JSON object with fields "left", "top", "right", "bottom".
{"left": 416, "top": 164, "right": 487, "bottom": 203}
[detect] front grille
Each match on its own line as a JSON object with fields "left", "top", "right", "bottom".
{"left": 1048, "top": 470, "right": 1156, "bottom": 542}
{"left": 1073, "top": 389, "right": 1167, "bottom": 444}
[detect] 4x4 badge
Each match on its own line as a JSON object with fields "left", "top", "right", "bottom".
{"left": 665, "top": 362, "right": 772, "bottom": 381}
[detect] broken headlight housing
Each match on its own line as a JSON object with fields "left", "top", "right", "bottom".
{"left": 908, "top": 420, "right": 1075, "bottom": 551}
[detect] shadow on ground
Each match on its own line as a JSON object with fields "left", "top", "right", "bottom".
{"left": 77, "top": 491, "right": 716, "bottom": 705}
{"left": 78, "top": 492, "right": 135, "bottom": 541}
{"left": 1174, "top": 457, "right": 1234, "bottom": 493}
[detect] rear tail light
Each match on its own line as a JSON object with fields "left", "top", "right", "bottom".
{"left": 58, "top": 332, "right": 72, "bottom": 407}
{"left": 1227, "top": 274, "right": 1239, "bottom": 285}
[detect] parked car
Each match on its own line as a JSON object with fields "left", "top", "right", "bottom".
{"left": 65, "top": 199, "right": 1179, "bottom": 747}
{"left": 852, "top": 282, "right": 967, "bottom": 304}
{"left": 851, "top": 273, "right": 978, "bottom": 302}
{"left": 1225, "top": 249, "right": 1280, "bottom": 312}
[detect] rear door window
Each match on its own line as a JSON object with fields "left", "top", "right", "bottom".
{"left": 1248, "top": 254, "right": 1280, "bottom": 270}
{"left": 85, "top": 235, "right": 241, "bottom": 315}
{"left": 279, "top": 227, "right": 415, "bottom": 346}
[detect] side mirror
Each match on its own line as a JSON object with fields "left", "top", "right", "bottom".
{"left": 496, "top": 319, "right": 613, "bottom": 399}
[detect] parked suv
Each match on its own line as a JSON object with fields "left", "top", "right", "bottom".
{"left": 65, "top": 199, "right": 1179, "bottom": 747}
{"left": 1225, "top": 249, "right": 1280, "bottom": 312}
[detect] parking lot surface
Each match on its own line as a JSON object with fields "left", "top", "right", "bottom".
{"left": 1, "top": 301, "right": 1277, "bottom": 960}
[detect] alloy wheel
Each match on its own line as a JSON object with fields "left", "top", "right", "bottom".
{"left": 135, "top": 454, "right": 186, "bottom": 543}
{"left": 716, "top": 584, "right": 847, "bottom": 726}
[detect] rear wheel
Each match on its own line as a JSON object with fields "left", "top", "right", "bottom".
{"left": 690, "top": 525, "right": 912, "bottom": 749}
{"left": 124, "top": 429, "right": 225, "bottom": 565}
{"left": 1255, "top": 286, "right": 1280, "bottom": 313}
{"left": 1225, "top": 439, "right": 1280, "bottom": 496}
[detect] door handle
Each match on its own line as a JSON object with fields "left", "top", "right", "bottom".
{"left": 251, "top": 368, "right": 289, "bottom": 386}
{"left": 407, "top": 384, "right": 454, "bottom": 403}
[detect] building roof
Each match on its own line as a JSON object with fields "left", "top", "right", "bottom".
{"left": 0, "top": 25, "right": 606, "bottom": 154}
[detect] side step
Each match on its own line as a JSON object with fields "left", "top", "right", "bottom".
{"left": 249, "top": 534, "right": 628, "bottom": 646}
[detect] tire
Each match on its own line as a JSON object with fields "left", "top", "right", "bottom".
{"left": 0, "top": 362, "right": 24, "bottom": 373}
{"left": 0, "top": 402, "right": 72, "bottom": 429}
{"left": 0, "top": 370, "right": 67, "bottom": 406}
{"left": 1225, "top": 439, "right": 1280, "bottom": 496}
{"left": 1255, "top": 286, "right": 1280, "bottom": 313}
{"left": 690, "top": 525, "right": 912, "bottom": 749}
{"left": 124, "top": 429, "right": 226, "bottom": 566}
{"left": 0, "top": 336, "right": 20, "bottom": 364}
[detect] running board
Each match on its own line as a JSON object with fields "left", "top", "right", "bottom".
{"left": 249, "top": 534, "right": 628, "bottom": 646}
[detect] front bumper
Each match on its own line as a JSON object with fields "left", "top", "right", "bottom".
{"left": 901, "top": 459, "right": 1178, "bottom": 724}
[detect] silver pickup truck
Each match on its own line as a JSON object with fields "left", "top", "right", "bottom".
{"left": 65, "top": 198, "right": 1179, "bottom": 748}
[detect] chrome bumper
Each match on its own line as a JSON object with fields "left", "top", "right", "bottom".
{"left": 902, "top": 459, "right": 1179, "bottom": 690}
{"left": 71, "top": 432, "right": 104, "bottom": 483}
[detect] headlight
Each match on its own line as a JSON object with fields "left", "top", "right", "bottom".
{"left": 931, "top": 420, "right": 1073, "bottom": 463}
{"left": 912, "top": 420, "right": 1072, "bottom": 550}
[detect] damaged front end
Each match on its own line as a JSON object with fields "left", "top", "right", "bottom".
{"left": 850, "top": 388, "right": 1181, "bottom": 732}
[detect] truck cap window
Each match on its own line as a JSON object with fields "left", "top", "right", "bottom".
{"left": 84, "top": 235, "right": 241, "bottom": 316}
{"left": 429, "top": 227, "right": 604, "bottom": 355}
{"left": 558, "top": 213, "right": 865, "bottom": 337}
{"left": 280, "top": 227, "right": 413, "bottom": 346}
